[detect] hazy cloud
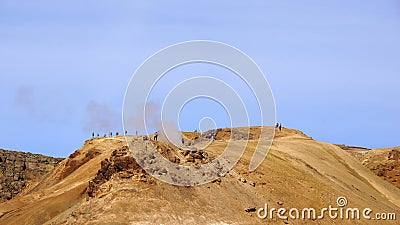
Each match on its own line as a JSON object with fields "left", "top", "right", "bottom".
{"left": 15, "top": 86, "right": 37, "bottom": 116}
{"left": 125, "top": 101, "right": 160, "bottom": 134}
{"left": 15, "top": 86, "right": 72, "bottom": 121}
{"left": 83, "top": 100, "right": 120, "bottom": 133}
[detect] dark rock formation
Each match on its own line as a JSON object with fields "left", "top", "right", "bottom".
{"left": 87, "top": 146, "right": 145, "bottom": 197}
{"left": 0, "top": 148, "right": 62, "bottom": 202}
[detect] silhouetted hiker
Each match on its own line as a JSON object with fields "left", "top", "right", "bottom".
{"left": 181, "top": 138, "right": 185, "bottom": 145}
{"left": 116, "top": 131, "right": 119, "bottom": 136}
{"left": 279, "top": 123, "right": 282, "bottom": 131}
{"left": 125, "top": 130, "right": 128, "bottom": 135}
{"left": 275, "top": 123, "right": 279, "bottom": 129}
{"left": 110, "top": 132, "right": 113, "bottom": 137}
{"left": 154, "top": 131, "right": 159, "bottom": 141}
{"left": 92, "top": 132, "right": 94, "bottom": 138}
{"left": 97, "top": 133, "right": 99, "bottom": 138}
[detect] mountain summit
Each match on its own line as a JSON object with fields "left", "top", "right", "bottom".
{"left": 0, "top": 127, "right": 399, "bottom": 224}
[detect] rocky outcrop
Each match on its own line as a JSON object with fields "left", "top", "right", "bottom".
{"left": 87, "top": 146, "right": 145, "bottom": 197}
{"left": 0, "top": 148, "right": 62, "bottom": 202}
{"left": 152, "top": 139, "right": 211, "bottom": 165}
{"left": 362, "top": 148, "right": 400, "bottom": 189}
{"left": 336, "top": 145, "right": 400, "bottom": 189}
{"left": 87, "top": 139, "right": 213, "bottom": 198}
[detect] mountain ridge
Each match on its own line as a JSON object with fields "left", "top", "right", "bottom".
{"left": 0, "top": 127, "right": 399, "bottom": 224}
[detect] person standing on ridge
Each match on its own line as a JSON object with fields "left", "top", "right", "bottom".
{"left": 154, "top": 131, "right": 159, "bottom": 141}
{"left": 279, "top": 123, "right": 282, "bottom": 131}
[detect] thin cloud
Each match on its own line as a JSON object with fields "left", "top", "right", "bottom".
{"left": 83, "top": 100, "right": 120, "bottom": 133}
{"left": 15, "top": 86, "right": 72, "bottom": 121}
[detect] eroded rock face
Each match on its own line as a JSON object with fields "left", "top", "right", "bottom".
{"left": 87, "top": 146, "right": 145, "bottom": 197}
{"left": 86, "top": 140, "right": 213, "bottom": 198}
{"left": 363, "top": 149, "right": 400, "bottom": 189}
{"left": 0, "top": 149, "right": 62, "bottom": 202}
{"left": 60, "top": 147, "right": 101, "bottom": 180}
{"left": 152, "top": 140, "right": 211, "bottom": 165}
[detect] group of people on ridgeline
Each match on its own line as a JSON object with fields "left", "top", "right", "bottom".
{"left": 91, "top": 130, "right": 134, "bottom": 138}
{"left": 275, "top": 123, "right": 283, "bottom": 131}
{"left": 93, "top": 125, "right": 284, "bottom": 140}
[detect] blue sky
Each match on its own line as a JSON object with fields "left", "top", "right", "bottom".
{"left": 1, "top": 0, "right": 399, "bottom": 157}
